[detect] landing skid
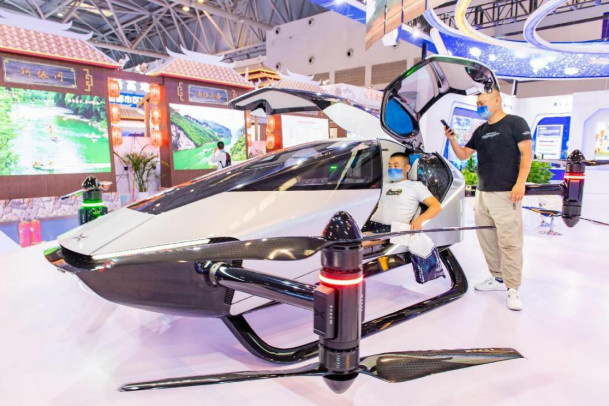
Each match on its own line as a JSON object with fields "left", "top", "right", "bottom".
{"left": 221, "top": 247, "right": 467, "bottom": 364}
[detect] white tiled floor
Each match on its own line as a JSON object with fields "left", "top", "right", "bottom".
{"left": 1, "top": 192, "right": 608, "bottom": 405}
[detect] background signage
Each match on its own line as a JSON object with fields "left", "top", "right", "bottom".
{"left": 188, "top": 85, "right": 228, "bottom": 104}
{"left": 3, "top": 58, "right": 76, "bottom": 89}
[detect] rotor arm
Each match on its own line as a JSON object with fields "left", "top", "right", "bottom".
{"left": 524, "top": 183, "right": 565, "bottom": 196}
{"left": 202, "top": 262, "right": 316, "bottom": 311}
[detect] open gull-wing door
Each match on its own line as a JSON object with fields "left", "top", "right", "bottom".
{"left": 229, "top": 87, "right": 390, "bottom": 141}
{"left": 229, "top": 88, "right": 334, "bottom": 115}
{"left": 380, "top": 56, "right": 499, "bottom": 144}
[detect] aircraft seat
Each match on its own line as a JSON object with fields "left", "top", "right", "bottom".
{"left": 408, "top": 153, "right": 453, "bottom": 203}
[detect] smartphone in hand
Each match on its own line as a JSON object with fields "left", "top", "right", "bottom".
{"left": 441, "top": 119, "right": 455, "bottom": 138}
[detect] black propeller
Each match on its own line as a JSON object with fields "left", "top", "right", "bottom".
{"left": 121, "top": 348, "right": 522, "bottom": 392}
{"left": 535, "top": 158, "right": 609, "bottom": 166}
{"left": 581, "top": 159, "right": 609, "bottom": 166}
{"left": 523, "top": 206, "right": 609, "bottom": 226}
{"left": 94, "top": 225, "right": 495, "bottom": 268}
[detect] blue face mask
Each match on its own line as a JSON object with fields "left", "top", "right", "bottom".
{"left": 477, "top": 105, "right": 492, "bottom": 120}
{"left": 388, "top": 168, "right": 404, "bottom": 182}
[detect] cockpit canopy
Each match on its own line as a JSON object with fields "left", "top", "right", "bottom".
{"left": 130, "top": 140, "right": 382, "bottom": 215}
{"left": 381, "top": 56, "right": 498, "bottom": 142}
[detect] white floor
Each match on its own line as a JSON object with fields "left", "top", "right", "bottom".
{"left": 0, "top": 230, "right": 18, "bottom": 254}
{"left": 1, "top": 192, "right": 609, "bottom": 405}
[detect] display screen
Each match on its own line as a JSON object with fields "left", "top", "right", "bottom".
{"left": 535, "top": 125, "right": 563, "bottom": 159}
{"left": 594, "top": 120, "right": 609, "bottom": 159}
{"left": 170, "top": 103, "right": 245, "bottom": 170}
{"left": 281, "top": 114, "right": 329, "bottom": 148}
{"left": 0, "top": 87, "right": 111, "bottom": 175}
{"left": 532, "top": 116, "right": 570, "bottom": 160}
{"left": 443, "top": 107, "right": 486, "bottom": 169}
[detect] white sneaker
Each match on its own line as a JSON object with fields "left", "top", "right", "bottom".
{"left": 474, "top": 277, "right": 506, "bottom": 291}
{"left": 507, "top": 288, "right": 523, "bottom": 311}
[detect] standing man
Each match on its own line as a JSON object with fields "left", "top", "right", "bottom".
{"left": 445, "top": 87, "right": 532, "bottom": 311}
{"left": 210, "top": 141, "right": 228, "bottom": 170}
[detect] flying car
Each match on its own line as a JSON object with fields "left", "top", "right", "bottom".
{"left": 42, "top": 56, "right": 601, "bottom": 392}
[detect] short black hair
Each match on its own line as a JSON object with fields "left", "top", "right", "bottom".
{"left": 390, "top": 152, "right": 409, "bottom": 161}
{"left": 217, "top": 141, "right": 225, "bottom": 149}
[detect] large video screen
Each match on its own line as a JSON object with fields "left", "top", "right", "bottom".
{"left": 281, "top": 114, "right": 329, "bottom": 148}
{"left": 0, "top": 87, "right": 111, "bottom": 175}
{"left": 170, "top": 103, "right": 245, "bottom": 170}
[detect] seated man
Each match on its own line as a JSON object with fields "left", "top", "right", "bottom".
{"left": 364, "top": 152, "right": 442, "bottom": 245}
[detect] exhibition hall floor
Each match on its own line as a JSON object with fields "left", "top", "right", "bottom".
{"left": 1, "top": 193, "right": 608, "bottom": 405}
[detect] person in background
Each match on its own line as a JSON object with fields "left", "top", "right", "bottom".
{"left": 363, "top": 152, "right": 442, "bottom": 247}
{"left": 444, "top": 87, "right": 532, "bottom": 311}
{"left": 210, "top": 141, "right": 228, "bottom": 170}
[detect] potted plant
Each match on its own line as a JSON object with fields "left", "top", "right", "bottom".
{"left": 527, "top": 161, "right": 554, "bottom": 184}
{"left": 114, "top": 145, "right": 160, "bottom": 199}
{"left": 461, "top": 156, "right": 478, "bottom": 196}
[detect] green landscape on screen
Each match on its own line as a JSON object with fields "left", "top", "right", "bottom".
{"left": 170, "top": 103, "right": 245, "bottom": 170}
{"left": 0, "top": 86, "right": 111, "bottom": 176}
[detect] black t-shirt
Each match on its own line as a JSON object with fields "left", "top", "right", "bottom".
{"left": 465, "top": 114, "right": 531, "bottom": 192}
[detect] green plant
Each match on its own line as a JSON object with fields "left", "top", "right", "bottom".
{"left": 527, "top": 161, "right": 554, "bottom": 184}
{"left": 114, "top": 145, "right": 160, "bottom": 192}
{"left": 461, "top": 156, "right": 478, "bottom": 186}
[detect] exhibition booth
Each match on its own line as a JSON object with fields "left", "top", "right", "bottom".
{"left": 1, "top": 2, "right": 609, "bottom": 404}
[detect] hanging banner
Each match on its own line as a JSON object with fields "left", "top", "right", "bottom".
{"left": 188, "top": 85, "right": 228, "bottom": 104}
{"left": 3, "top": 58, "right": 77, "bottom": 89}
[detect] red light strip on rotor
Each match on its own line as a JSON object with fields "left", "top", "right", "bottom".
{"left": 319, "top": 274, "right": 363, "bottom": 286}
{"left": 564, "top": 173, "right": 585, "bottom": 180}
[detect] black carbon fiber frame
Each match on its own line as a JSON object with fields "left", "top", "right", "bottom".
{"left": 221, "top": 247, "right": 467, "bottom": 364}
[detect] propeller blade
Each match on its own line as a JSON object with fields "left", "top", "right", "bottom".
{"left": 357, "top": 226, "right": 495, "bottom": 243}
{"left": 523, "top": 207, "right": 609, "bottom": 226}
{"left": 94, "top": 226, "right": 495, "bottom": 268}
{"left": 120, "top": 348, "right": 523, "bottom": 391}
{"left": 523, "top": 206, "right": 561, "bottom": 216}
{"left": 358, "top": 348, "right": 523, "bottom": 383}
{"left": 583, "top": 159, "right": 609, "bottom": 166}
{"left": 60, "top": 188, "right": 89, "bottom": 200}
{"left": 575, "top": 216, "right": 609, "bottom": 226}
{"left": 121, "top": 363, "right": 325, "bottom": 392}
{"left": 94, "top": 236, "right": 331, "bottom": 267}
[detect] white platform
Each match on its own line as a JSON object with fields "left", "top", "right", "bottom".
{"left": 0, "top": 230, "right": 18, "bottom": 254}
{"left": 1, "top": 193, "right": 608, "bottom": 405}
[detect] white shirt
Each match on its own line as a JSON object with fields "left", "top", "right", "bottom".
{"left": 210, "top": 149, "right": 227, "bottom": 170}
{"left": 370, "top": 180, "right": 433, "bottom": 225}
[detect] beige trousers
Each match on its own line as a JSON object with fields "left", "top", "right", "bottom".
{"left": 474, "top": 191, "right": 523, "bottom": 289}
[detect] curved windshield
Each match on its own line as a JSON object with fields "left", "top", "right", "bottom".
{"left": 131, "top": 140, "right": 382, "bottom": 215}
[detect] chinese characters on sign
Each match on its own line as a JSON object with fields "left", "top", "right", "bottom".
{"left": 188, "top": 85, "right": 228, "bottom": 104}
{"left": 3, "top": 58, "right": 76, "bottom": 88}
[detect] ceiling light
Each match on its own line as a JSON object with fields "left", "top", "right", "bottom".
{"left": 523, "top": 0, "right": 609, "bottom": 54}
{"left": 469, "top": 47, "right": 481, "bottom": 57}
{"left": 182, "top": 6, "right": 190, "bottom": 12}
{"left": 57, "top": 12, "right": 64, "bottom": 17}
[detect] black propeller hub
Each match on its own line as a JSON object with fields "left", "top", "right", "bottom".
{"left": 566, "top": 150, "right": 585, "bottom": 174}
{"left": 322, "top": 372, "right": 359, "bottom": 394}
{"left": 323, "top": 211, "right": 362, "bottom": 241}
